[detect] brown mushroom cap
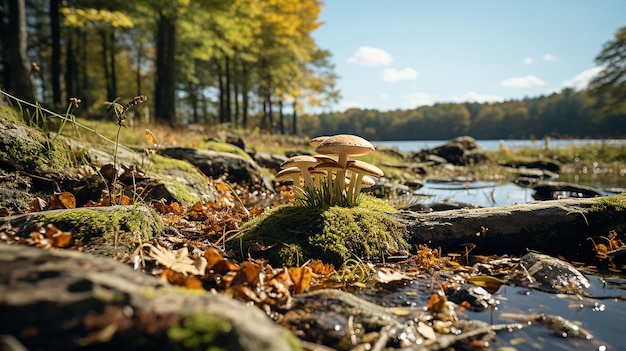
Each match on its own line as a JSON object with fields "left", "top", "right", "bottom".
{"left": 360, "top": 175, "right": 376, "bottom": 187}
{"left": 281, "top": 155, "right": 319, "bottom": 187}
{"left": 309, "top": 136, "right": 330, "bottom": 148}
{"left": 347, "top": 160, "right": 384, "bottom": 177}
{"left": 315, "top": 134, "right": 375, "bottom": 161}
{"left": 276, "top": 166, "right": 301, "bottom": 185}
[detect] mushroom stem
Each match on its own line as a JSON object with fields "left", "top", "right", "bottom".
{"left": 336, "top": 153, "right": 348, "bottom": 195}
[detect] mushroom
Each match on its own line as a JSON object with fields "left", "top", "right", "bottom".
{"left": 315, "top": 134, "right": 375, "bottom": 193}
{"left": 309, "top": 136, "right": 330, "bottom": 148}
{"left": 312, "top": 161, "right": 345, "bottom": 203}
{"left": 346, "top": 160, "right": 384, "bottom": 201}
{"left": 281, "top": 155, "right": 319, "bottom": 189}
{"left": 309, "top": 168, "right": 327, "bottom": 188}
{"left": 275, "top": 166, "right": 301, "bottom": 186}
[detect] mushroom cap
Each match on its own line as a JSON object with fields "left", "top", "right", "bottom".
{"left": 313, "top": 154, "right": 337, "bottom": 163}
{"left": 312, "top": 161, "right": 345, "bottom": 172}
{"left": 361, "top": 175, "right": 376, "bottom": 187}
{"left": 275, "top": 166, "right": 301, "bottom": 180}
{"left": 315, "top": 134, "right": 375, "bottom": 157}
{"left": 281, "top": 155, "right": 319, "bottom": 169}
{"left": 309, "top": 136, "right": 330, "bottom": 148}
{"left": 347, "top": 160, "right": 384, "bottom": 177}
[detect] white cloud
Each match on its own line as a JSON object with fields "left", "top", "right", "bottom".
{"left": 451, "top": 91, "right": 504, "bottom": 103}
{"left": 402, "top": 92, "right": 436, "bottom": 108}
{"left": 543, "top": 54, "right": 556, "bottom": 61}
{"left": 501, "top": 75, "right": 545, "bottom": 88}
{"left": 381, "top": 67, "right": 419, "bottom": 82}
{"left": 348, "top": 46, "right": 393, "bottom": 66}
{"left": 562, "top": 66, "right": 603, "bottom": 90}
{"left": 524, "top": 57, "right": 533, "bottom": 64}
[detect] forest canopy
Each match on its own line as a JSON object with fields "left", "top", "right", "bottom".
{"left": 0, "top": 1, "right": 625, "bottom": 140}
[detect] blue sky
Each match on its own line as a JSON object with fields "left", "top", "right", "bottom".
{"left": 311, "top": 0, "right": 626, "bottom": 112}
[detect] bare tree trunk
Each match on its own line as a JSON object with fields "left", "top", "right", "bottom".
{"left": 154, "top": 12, "right": 177, "bottom": 125}
{"left": 5, "top": 0, "right": 36, "bottom": 103}
{"left": 109, "top": 31, "right": 118, "bottom": 101}
{"left": 292, "top": 100, "right": 297, "bottom": 135}
{"left": 217, "top": 65, "right": 226, "bottom": 124}
{"left": 278, "top": 99, "right": 284, "bottom": 134}
{"left": 50, "top": 0, "right": 62, "bottom": 105}
{"left": 241, "top": 64, "right": 249, "bottom": 129}
{"left": 225, "top": 55, "right": 232, "bottom": 125}
{"left": 100, "top": 30, "right": 112, "bottom": 100}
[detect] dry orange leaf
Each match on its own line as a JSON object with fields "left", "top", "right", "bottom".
{"left": 237, "top": 261, "right": 264, "bottom": 286}
{"left": 30, "top": 197, "right": 47, "bottom": 212}
{"left": 204, "top": 247, "right": 226, "bottom": 270}
{"left": 48, "top": 192, "right": 76, "bottom": 210}
{"left": 288, "top": 266, "right": 313, "bottom": 294}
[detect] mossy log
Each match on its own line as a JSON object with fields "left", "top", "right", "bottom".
{"left": 395, "top": 194, "right": 626, "bottom": 261}
{"left": 0, "top": 244, "right": 300, "bottom": 351}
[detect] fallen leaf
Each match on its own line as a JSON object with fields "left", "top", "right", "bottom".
{"left": 144, "top": 243, "right": 207, "bottom": 276}
{"left": 288, "top": 266, "right": 313, "bottom": 294}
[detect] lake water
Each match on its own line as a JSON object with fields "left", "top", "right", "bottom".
{"left": 373, "top": 139, "right": 626, "bottom": 208}
{"left": 374, "top": 139, "right": 626, "bottom": 351}
{"left": 374, "top": 138, "right": 626, "bottom": 152}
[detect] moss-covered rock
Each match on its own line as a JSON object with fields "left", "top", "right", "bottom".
{"left": 37, "top": 205, "right": 164, "bottom": 242}
{"left": 233, "top": 196, "right": 409, "bottom": 266}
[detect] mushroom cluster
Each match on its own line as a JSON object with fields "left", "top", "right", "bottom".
{"left": 276, "top": 134, "right": 383, "bottom": 207}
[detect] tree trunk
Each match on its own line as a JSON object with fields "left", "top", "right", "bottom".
{"left": 233, "top": 56, "right": 240, "bottom": 127}
{"left": 225, "top": 55, "right": 232, "bottom": 125}
{"left": 154, "top": 12, "right": 177, "bottom": 125}
{"left": 242, "top": 64, "right": 249, "bottom": 129}
{"left": 63, "top": 29, "right": 78, "bottom": 100}
{"left": 5, "top": 0, "right": 36, "bottom": 104}
{"left": 49, "top": 0, "right": 62, "bottom": 105}
{"left": 395, "top": 197, "right": 626, "bottom": 262}
{"left": 278, "top": 99, "right": 284, "bottom": 134}
{"left": 109, "top": 31, "right": 118, "bottom": 101}
{"left": 217, "top": 66, "right": 226, "bottom": 124}
{"left": 267, "top": 92, "right": 273, "bottom": 133}
{"left": 100, "top": 30, "right": 112, "bottom": 101}
{"left": 292, "top": 100, "right": 297, "bottom": 135}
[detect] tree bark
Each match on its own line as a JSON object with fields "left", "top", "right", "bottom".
{"left": 5, "top": 0, "right": 36, "bottom": 103}
{"left": 154, "top": 12, "right": 177, "bottom": 125}
{"left": 394, "top": 197, "right": 626, "bottom": 262}
{"left": 50, "top": 0, "right": 62, "bottom": 105}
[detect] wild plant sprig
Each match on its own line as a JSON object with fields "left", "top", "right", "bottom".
{"left": 0, "top": 90, "right": 134, "bottom": 153}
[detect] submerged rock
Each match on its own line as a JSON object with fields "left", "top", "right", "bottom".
{"left": 532, "top": 181, "right": 603, "bottom": 200}
{"left": 519, "top": 252, "right": 590, "bottom": 294}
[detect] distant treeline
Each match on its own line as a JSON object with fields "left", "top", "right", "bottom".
{"left": 300, "top": 88, "right": 626, "bottom": 140}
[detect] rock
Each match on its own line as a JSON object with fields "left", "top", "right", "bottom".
{"left": 0, "top": 244, "right": 299, "bottom": 351}
{"left": 159, "top": 147, "right": 271, "bottom": 190}
{"left": 254, "top": 152, "right": 288, "bottom": 173}
{"left": 395, "top": 194, "right": 626, "bottom": 261}
{"left": 519, "top": 252, "right": 590, "bottom": 294}
{"left": 448, "top": 284, "right": 493, "bottom": 312}
{"left": 225, "top": 132, "right": 247, "bottom": 151}
{"left": 532, "top": 181, "right": 603, "bottom": 200}
{"left": 412, "top": 136, "right": 488, "bottom": 166}
{"left": 0, "top": 205, "right": 164, "bottom": 257}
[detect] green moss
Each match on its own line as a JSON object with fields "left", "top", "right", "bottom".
{"left": 594, "top": 193, "right": 626, "bottom": 212}
{"left": 0, "top": 107, "right": 79, "bottom": 175}
{"left": 233, "top": 202, "right": 409, "bottom": 266}
{"left": 149, "top": 153, "right": 217, "bottom": 204}
{"left": 167, "top": 313, "right": 233, "bottom": 351}
{"left": 201, "top": 140, "right": 251, "bottom": 159}
{"left": 38, "top": 206, "right": 163, "bottom": 242}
